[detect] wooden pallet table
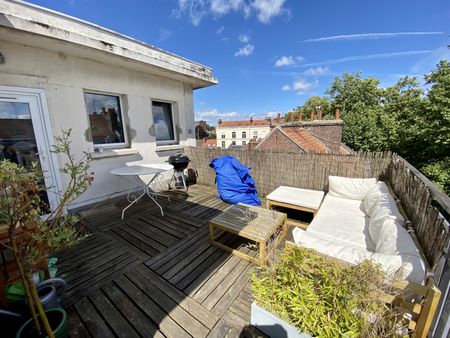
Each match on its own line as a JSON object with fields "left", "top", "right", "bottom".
{"left": 208, "top": 204, "right": 287, "bottom": 265}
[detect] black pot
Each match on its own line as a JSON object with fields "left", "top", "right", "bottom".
{"left": 16, "top": 308, "right": 67, "bottom": 338}
{"left": 168, "top": 153, "right": 190, "bottom": 171}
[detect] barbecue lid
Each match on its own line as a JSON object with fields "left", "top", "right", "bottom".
{"left": 168, "top": 153, "right": 190, "bottom": 163}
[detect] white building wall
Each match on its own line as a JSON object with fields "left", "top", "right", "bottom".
{"left": 216, "top": 125, "right": 270, "bottom": 148}
{"left": 0, "top": 39, "right": 198, "bottom": 209}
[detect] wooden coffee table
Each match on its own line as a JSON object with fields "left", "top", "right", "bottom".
{"left": 208, "top": 204, "right": 287, "bottom": 265}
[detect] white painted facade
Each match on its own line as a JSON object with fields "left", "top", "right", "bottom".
{"left": 216, "top": 124, "right": 270, "bottom": 148}
{"left": 0, "top": 0, "right": 217, "bottom": 210}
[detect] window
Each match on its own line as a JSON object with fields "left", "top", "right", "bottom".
{"left": 242, "top": 131, "right": 246, "bottom": 139}
{"left": 231, "top": 132, "right": 236, "bottom": 139}
{"left": 253, "top": 130, "right": 258, "bottom": 139}
{"left": 152, "top": 101, "right": 176, "bottom": 144}
{"left": 221, "top": 133, "right": 225, "bottom": 139}
{"left": 85, "top": 92, "right": 127, "bottom": 147}
{"left": 221, "top": 141, "right": 226, "bottom": 148}
{"left": 242, "top": 141, "right": 246, "bottom": 146}
{"left": 231, "top": 141, "right": 236, "bottom": 146}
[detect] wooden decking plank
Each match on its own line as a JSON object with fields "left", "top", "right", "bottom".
{"left": 128, "top": 270, "right": 210, "bottom": 338}
{"left": 206, "top": 319, "right": 236, "bottom": 338}
{"left": 112, "top": 226, "right": 160, "bottom": 257}
{"left": 162, "top": 239, "right": 212, "bottom": 280}
{"left": 222, "top": 307, "right": 250, "bottom": 332}
{"left": 146, "top": 227, "right": 209, "bottom": 270}
{"left": 162, "top": 210, "right": 206, "bottom": 228}
{"left": 56, "top": 234, "right": 106, "bottom": 262}
{"left": 230, "top": 298, "right": 252, "bottom": 319}
{"left": 139, "top": 215, "right": 190, "bottom": 240}
{"left": 202, "top": 258, "right": 250, "bottom": 311}
{"left": 169, "top": 244, "right": 218, "bottom": 285}
{"left": 157, "top": 212, "right": 201, "bottom": 231}
{"left": 88, "top": 289, "right": 140, "bottom": 338}
{"left": 63, "top": 253, "right": 139, "bottom": 307}
{"left": 134, "top": 265, "right": 219, "bottom": 330}
{"left": 126, "top": 219, "right": 173, "bottom": 250}
{"left": 191, "top": 254, "right": 242, "bottom": 303}
{"left": 74, "top": 297, "right": 114, "bottom": 338}
{"left": 175, "top": 247, "right": 228, "bottom": 291}
{"left": 115, "top": 274, "right": 192, "bottom": 338}
{"left": 67, "top": 307, "right": 91, "bottom": 338}
{"left": 145, "top": 211, "right": 199, "bottom": 233}
{"left": 105, "top": 229, "right": 150, "bottom": 261}
{"left": 102, "top": 282, "right": 163, "bottom": 337}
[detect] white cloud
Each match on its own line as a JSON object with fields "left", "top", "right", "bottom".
{"left": 174, "top": 0, "right": 288, "bottom": 25}
{"left": 196, "top": 109, "right": 239, "bottom": 119}
{"left": 301, "top": 32, "right": 444, "bottom": 43}
{"left": 303, "top": 66, "right": 329, "bottom": 76}
{"left": 239, "top": 34, "right": 250, "bottom": 43}
{"left": 235, "top": 44, "right": 254, "bottom": 56}
{"left": 275, "top": 55, "right": 305, "bottom": 67}
{"left": 300, "top": 50, "right": 435, "bottom": 67}
{"left": 282, "top": 79, "right": 319, "bottom": 95}
{"left": 216, "top": 25, "right": 225, "bottom": 34}
{"left": 158, "top": 28, "right": 172, "bottom": 42}
{"left": 275, "top": 56, "right": 294, "bottom": 67}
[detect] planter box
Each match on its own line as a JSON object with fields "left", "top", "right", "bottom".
{"left": 251, "top": 301, "right": 312, "bottom": 338}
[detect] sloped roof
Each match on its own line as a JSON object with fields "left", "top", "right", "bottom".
{"left": 218, "top": 119, "right": 271, "bottom": 127}
{"left": 283, "top": 128, "right": 330, "bottom": 153}
{"left": 202, "top": 139, "right": 217, "bottom": 148}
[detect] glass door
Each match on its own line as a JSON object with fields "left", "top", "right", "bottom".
{"left": 0, "top": 90, "right": 58, "bottom": 214}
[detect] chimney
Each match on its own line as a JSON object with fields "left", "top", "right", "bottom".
{"left": 335, "top": 108, "right": 340, "bottom": 120}
{"left": 250, "top": 116, "right": 253, "bottom": 124}
{"left": 310, "top": 111, "right": 315, "bottom": 121}
{"left": 289, "top": 112, "right": 294, "bottom": 122}
{"left": 276, "top": 113, "right": 281, "bottom": 124}
{"left": 218, "top": 119, "right": 222, "bottom": 126}
{"left": 317, "top": 109, "right": 323, "bottom": 120}
{"left": 297, "top": 110, "right": 302, "bottom": 121}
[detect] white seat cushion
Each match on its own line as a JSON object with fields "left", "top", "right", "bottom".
{"left": 328, "top": 176, "right": 377, "bottom": 200}
{"left": 266, "top": 186, "right": 324, "bottom": 210}
{"left": 292, "top": 228, "right": 426, "bottom": 284}
{"left": 306, "top": 195, "right": 374, "bottom": 251}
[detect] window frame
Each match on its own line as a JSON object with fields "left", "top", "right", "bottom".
{"left": 231, "top": 131, "right": 236, "bottom": 139}
{"left": 84, "top": 90, "right": 128, "bottom": 149}
{"left": 242, "top": 131, "right": 246, "bottom": 139}
{"left": 221, "top": 133, "right": 225, "bottom": 139}
{"left": 231, "top": 141, "right": 236, "bottom": 146}
{"left": 221, "top": 141, "right": 226, "bottom": 148}
{"left": 242, "top": 140, "right": 246, "bottom": 146}
{"left": 253, "top": 130, "right": 258, "bottom": 139}
{"left": 152, "top": 99, "right": 178, "bottom": 146}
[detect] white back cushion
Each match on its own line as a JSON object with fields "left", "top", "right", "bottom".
{"left": 363, "top": 181, "right": 390, "bottom": 216}
{"left": 328, "top": 176, "right": 377, "bottom": 200}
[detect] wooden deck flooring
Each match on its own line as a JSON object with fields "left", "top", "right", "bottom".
{"left": 59, "top": 185, "right": 268, "bottom": 338}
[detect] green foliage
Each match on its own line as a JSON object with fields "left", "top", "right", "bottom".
{"left": 292, "top": 59, "right": 450, "bottom": 194}
{"left": 293, "top": 96, "right": 333, "bottom": 121}
{"left": 252, "top": 247, "right": 404, "bottom": 338}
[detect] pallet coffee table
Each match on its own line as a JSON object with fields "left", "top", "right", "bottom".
{"left": 208, "top": 204, "right": 287, "bottom": 265}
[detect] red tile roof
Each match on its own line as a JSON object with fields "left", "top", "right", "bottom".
{"left": 218, "top": 119, "right": 271, "bottom": 127}
{"left": 283, "top": 127, "right": 330, "bottom": 153}
{"left": 202, "top": 139, "right": 217, "bottom": 149}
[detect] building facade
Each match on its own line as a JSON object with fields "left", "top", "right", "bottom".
{"left": 0, "top": 0, "right": 217, "bottom": 210}
{"left": 216, "top": 119, "right": 272, "bottom": 148}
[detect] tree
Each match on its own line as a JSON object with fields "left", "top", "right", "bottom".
{"left": 295, "top": 96, "right": 332, "bottom": 120}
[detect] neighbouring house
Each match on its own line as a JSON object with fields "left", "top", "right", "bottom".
{"left": 201, "top": 138, "right": 217, "bottom": 149}
{"left": 255, "top": 109, "right": 351, "bottom": 154}
{"left": 216, "top": 116, "right": 284, "bottom": 149}
{"left": 0, "top": 0, "right": 217, "bottom": 211}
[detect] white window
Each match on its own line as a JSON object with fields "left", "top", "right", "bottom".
{"left": 242, "top": 141, "right": 246, "bottom": 146}
{"left": 242, "top": 131, "right": 246, "bottom": 139}
{"left": 85, "top": 92, "right": 127, "bottom": 147}
{"left": 231, "top": 141, "right": 236, "bottom": 146}
{"left": 253, "top": 130, "right": 258, "bottom": 139}
{"left": 221, "top": 141, "right": 226, "bottom": 148}
{"left": 152, "top": 101, "right": 176, "bottom": 145}
{"left": 221, "top": 133, "right": 225, "bottom": 139}
{"left": 232, "top": 132, "right": 236, "bottom": 139}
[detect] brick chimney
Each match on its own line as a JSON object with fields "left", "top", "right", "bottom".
{"left": 276, "top": 113, "right": 281, "bottom": 124}
{"left": 289, "top": 112, "right": 294, "bottom": 122}
{"left": 297, "top": 110, "right": 302, "bottom": 121}
{"left": 335, "top": 108, "right": 340, "bottom": 120}
{"left": 250, "top": 116, "right": 253, "bottom": 124}
{"left": 218, "top": 119, "right": 222, "bottom": 126}
{"left": 317, "top": 109, "right": 323, "bottom": 120}
{"left": 310, "top": 111, "right": 315, "bottom": 121}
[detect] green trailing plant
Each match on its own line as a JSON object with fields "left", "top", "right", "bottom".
{"left": 251, "top": 247, "right": 406, "bottom": 338}
{"left": 0, "top": 129, "right": 94, "bottom": 337}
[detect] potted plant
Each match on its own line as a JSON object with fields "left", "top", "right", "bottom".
{"left": 251, "top": 246, "right": 405, "bottom": 338}
{"left": 0, "top": 129, "right": 93, "bottom": 338}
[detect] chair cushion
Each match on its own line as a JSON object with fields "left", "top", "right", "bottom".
{"left": 328, "top": 176, "right": 377, "bottom": 200}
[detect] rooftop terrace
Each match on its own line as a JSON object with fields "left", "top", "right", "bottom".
{"left": 60, "top": 184, "right": 266, "bottom": 337}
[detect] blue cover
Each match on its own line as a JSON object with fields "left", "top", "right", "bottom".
{"left": 210, "top": 156, "right": 261, "bottom": 206}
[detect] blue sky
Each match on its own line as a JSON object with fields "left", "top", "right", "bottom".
{"left": 28, "top": 0, "right": 450, "bottom": 124}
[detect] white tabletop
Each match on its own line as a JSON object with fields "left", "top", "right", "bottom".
{"left": 110, "top": 164, "right": 173, "bottom": 176}
{"left": 267, "top": 186, "right": 325, "bottom": 210}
